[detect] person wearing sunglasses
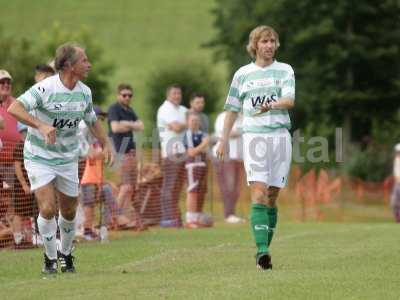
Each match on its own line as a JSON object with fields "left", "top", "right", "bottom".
{"left": 107, "top": 84, "right": 144, "bottom": 230}
{"left": 0, "top": 70, "right": 14, "bottom": 109}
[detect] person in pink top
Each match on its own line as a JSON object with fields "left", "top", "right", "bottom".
{"left": 0, "top": 70, "right": 21, "bottom": 189}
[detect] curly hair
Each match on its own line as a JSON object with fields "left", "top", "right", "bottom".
{"left": 246, "top": 25, "right": 280, "bottom": 59}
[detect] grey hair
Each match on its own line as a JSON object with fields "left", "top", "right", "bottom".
{"left": 54, "top": 42, "right": 84, "bottom": 71}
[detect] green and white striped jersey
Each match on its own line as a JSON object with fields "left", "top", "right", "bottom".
{"left": 17, "top": 74, "right": 97, "bottom": 166}
{"left": 224, "top": 60, "right": 295, "bottom": 133}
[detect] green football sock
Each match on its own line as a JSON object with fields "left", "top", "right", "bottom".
{"left": 250, "top": 203, "right": 269, "bottom": 254}
{"left": 266, "top": 206, "right": 278, "bottom": 246}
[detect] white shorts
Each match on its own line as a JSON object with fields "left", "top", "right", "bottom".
{"left": 243, "top": 129, "right": 292, "bottom": 188}
{"left": 24, "top": 160, "right": 79, "bottom": 197}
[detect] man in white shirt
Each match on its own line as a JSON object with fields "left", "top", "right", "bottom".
{"left": 157, "top": 84, "right": 187, "bottom": 227}
{"left": 213, "top": 111, "right": 244, "bottom": 224}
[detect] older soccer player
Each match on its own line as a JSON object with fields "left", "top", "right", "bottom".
{"left": 8, "top": 43, "right": 113, "bottom": 274}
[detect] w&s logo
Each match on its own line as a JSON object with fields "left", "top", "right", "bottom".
{"left": 52, "top": 118, "right": 80, "bottom": 129}
{"left": 250, "top": 94, "right": 277, "bottom": 108}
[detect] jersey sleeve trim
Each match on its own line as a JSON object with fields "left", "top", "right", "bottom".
{"left": 224, "top": 103, "right": 241, "bottom": 112}
{"left": 29, "top": 88, "right": 43, "bottom": 107}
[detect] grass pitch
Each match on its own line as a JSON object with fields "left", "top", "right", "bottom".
{"left": 0, "top": 222, "right": 399, "bottom": 299}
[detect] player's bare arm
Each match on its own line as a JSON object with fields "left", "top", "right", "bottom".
{"left": 216, "top": 110, "right": 238, "bottom": 160}
{"left": 230, "top": 129, "right": 242, "bottom": 139}
{"left": 88, "top": 119, "right": 114, "bottom": 166}
{"left": 7, "top": 100, "right": 56, "bottom": 144}
{"left": 87, "top": 144, "right": 105, "bottom": 160}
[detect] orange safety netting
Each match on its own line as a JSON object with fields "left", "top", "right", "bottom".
{"left": 0, "top": 142, "right": 394, "bottom": 250}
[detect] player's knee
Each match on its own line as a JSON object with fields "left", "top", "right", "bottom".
{"left": 40, "top": 204, "right": 57, "bottom": 219}
{"left": 250, "top": 183, "right": 267, "bottom": 204}
{"left": 267, "top": 187, "right": 280, "bottom": 206}
{"left": 60, "top": 202, "right": 77, "bottom": 220}
{"left": 60, "top": 208, "right": 76, "bottom": 221}
{"left": 252, "top": 192, "right": 265, "bottom": 203}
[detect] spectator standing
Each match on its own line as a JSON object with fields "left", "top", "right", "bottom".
{"left": 0, "top": 115, "right": 3, "bottom": 150}
{"left": 0, "top": 70, "right": 21, "bottom": 190}
{"left": 213, "top": 111, "right": 245, "bottom": 224}
{"left": 183, "top": 112, "right": 212, "bottom": 228}
{"left": 12, "top": 122, "right": 39, "bottom": 247}
{"left": 157, "top": 84, "right": 187, "bottom": 227}
{"left": 79, "top": 106, "right": 117, "bottom": 240}
{"left": 391, "top": 144, "right": 400, "bottom": 223}
{"left": 188, "top": 93, "right": 209, "bottom": 133}
{"left": 107, "top": 84, "right": 144, "bottom": 229}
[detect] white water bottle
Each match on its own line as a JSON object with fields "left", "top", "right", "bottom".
{"left": 100, "top": 225, "right": 108, "bottom": 243}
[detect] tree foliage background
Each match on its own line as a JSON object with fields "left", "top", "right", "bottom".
{"left": 209, "top": 0, "right": 400, "bottom": 179}
{"left": 0, "top": 23, "right": 113, "bottom": 104}
{"left": 209, "top": 0, "right": 400, "bottom": 138}
{"left": 146, "top": 60, "right": 222, "bottom": 121}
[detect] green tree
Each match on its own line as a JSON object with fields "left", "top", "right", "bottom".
{"left": 39, "top": 23, "right": 114, "bottom": 104}
{"left": 0, "top": 23, "right": 114, "bottom": 104}
{"left": 145, "top": 59, "right": 222, "bottom": 120}
{"left": 209, "top": 0, "right": 400, "bottom": 141}
{"left": 0, "top": 27, "right": 40, "bottom": 96}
